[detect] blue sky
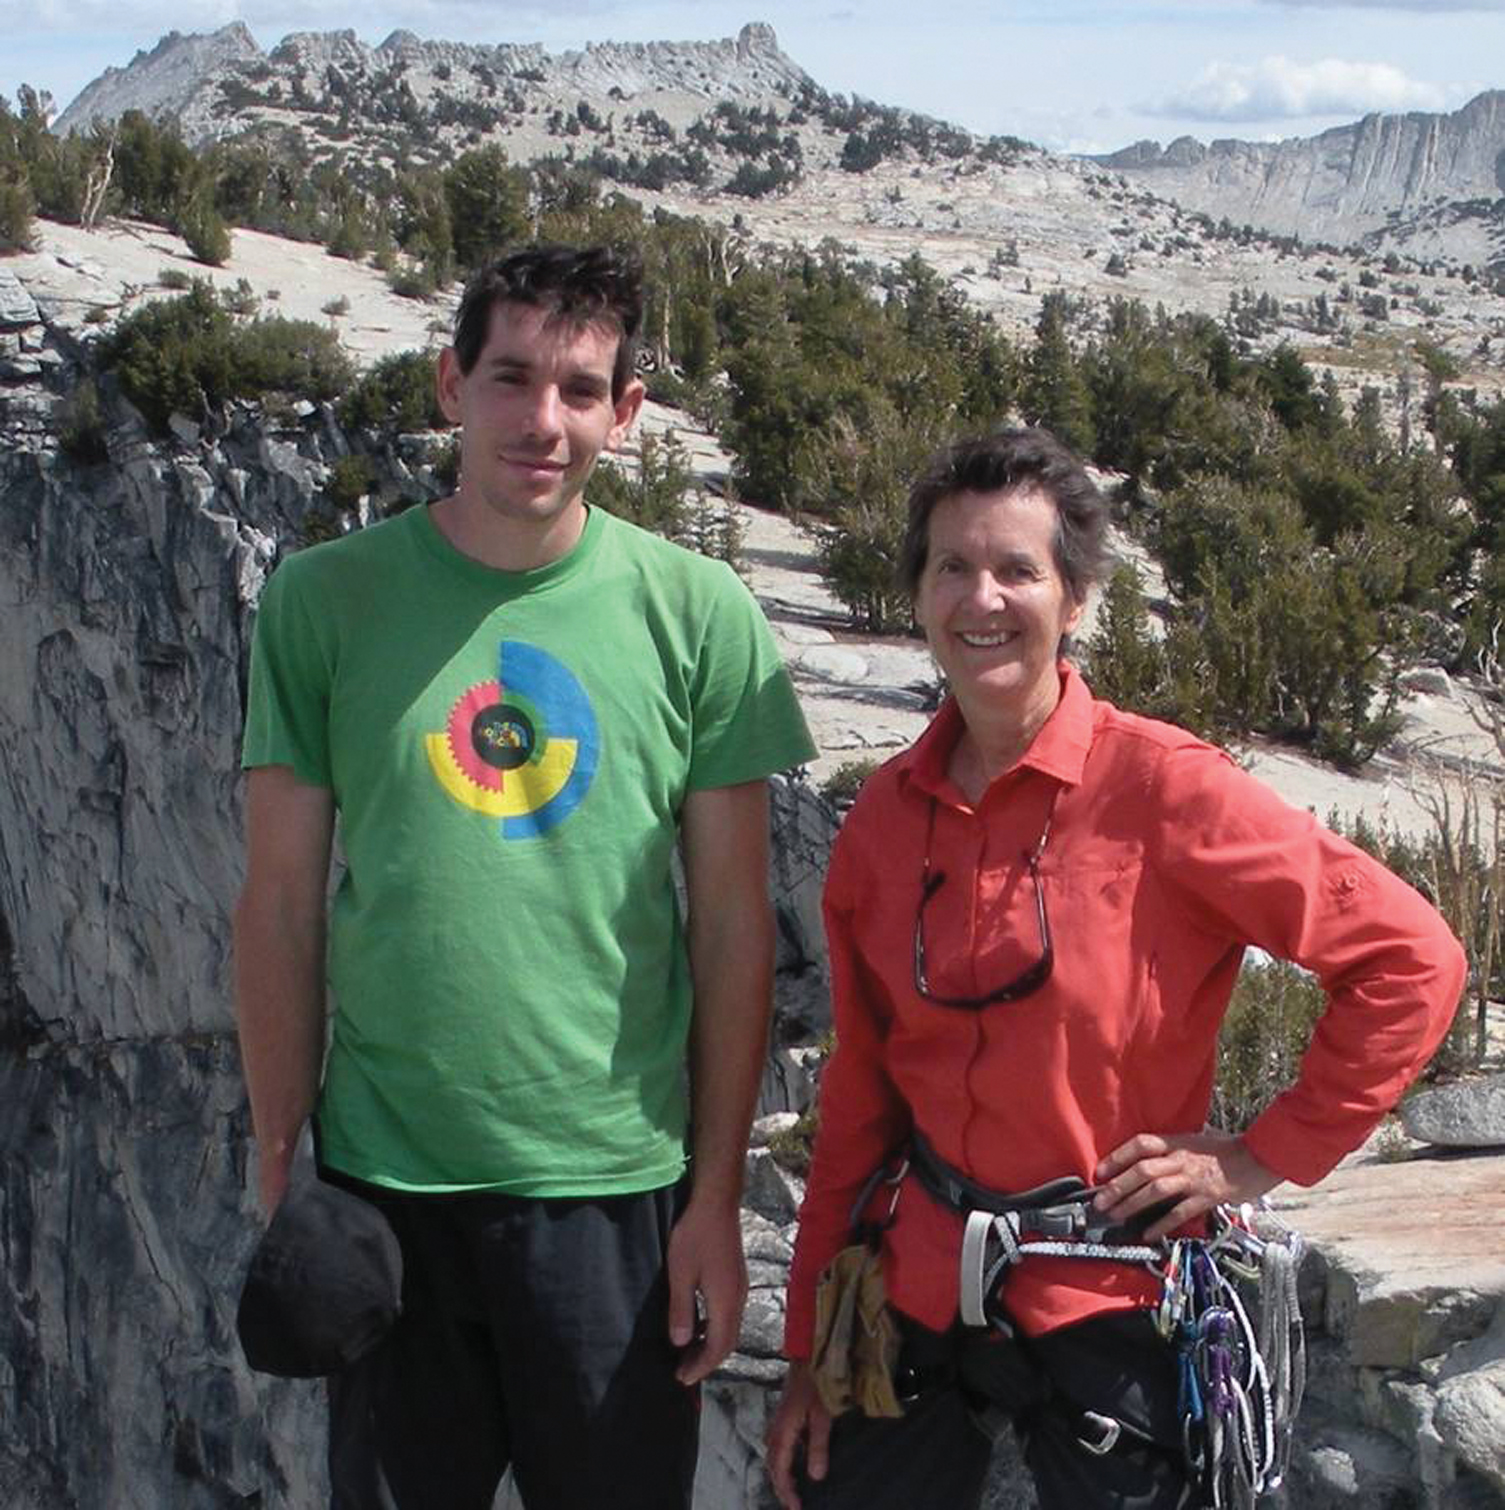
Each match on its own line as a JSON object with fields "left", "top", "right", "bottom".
{"left": 6, "top": 0, "right": 1503, "bottom": 153}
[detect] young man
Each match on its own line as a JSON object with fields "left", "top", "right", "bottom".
{"left": 234, "top": 244, "right": 815, "bottom": 1508}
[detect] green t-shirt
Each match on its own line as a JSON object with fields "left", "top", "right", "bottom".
{"left": 243, "top": 503, "right": 815, "bottom": 1194}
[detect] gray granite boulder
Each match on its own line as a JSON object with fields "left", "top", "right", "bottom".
{"left": 1432, "top": 1312, "right": 1505, "bottom": 1496}
{"left": 1402, "top": 1074, "right": 1505, "bottom": 1149}
{"left": 1435, "top": 1360, "right": 1505, "bottom": 1495}
{"left": 743, "top": 1147, "right": 804, "bottom": 1227}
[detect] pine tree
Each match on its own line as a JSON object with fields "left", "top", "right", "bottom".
{"left": 1022, "top": 293, "right": 1094, "bottom": 454}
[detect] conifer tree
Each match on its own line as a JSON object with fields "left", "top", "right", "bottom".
{"left": 1022, "top": 292, "right": 1094, "bottom": 454}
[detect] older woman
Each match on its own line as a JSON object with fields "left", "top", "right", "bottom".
{"left": 767, "top": 429, "right": 1465, "bottom": 1510}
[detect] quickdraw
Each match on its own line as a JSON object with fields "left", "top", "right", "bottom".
{"left": 1156, "top": 1208, "right": 1306, "bottom": 1507}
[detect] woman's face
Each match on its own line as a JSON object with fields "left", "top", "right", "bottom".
{"left": 913, "top": 486, "right": 1084, "bottom": 721}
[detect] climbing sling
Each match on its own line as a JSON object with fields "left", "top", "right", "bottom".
{"left": 809, "top": 1160, "right": 909, "bottom": 1420}
{"left": 904, "top": 1130, "right": 1307, "bottom": 1508}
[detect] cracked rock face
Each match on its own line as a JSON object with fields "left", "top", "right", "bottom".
{"left": 0, "top": 328, "right": 346, "bottom": 1501}
{"left": 0, "top": 1036, "right": 325, "bottom": 1508}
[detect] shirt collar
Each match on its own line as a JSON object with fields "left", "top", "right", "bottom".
{"left": 897, "top": 662, "right": 1095, "bottom": 803}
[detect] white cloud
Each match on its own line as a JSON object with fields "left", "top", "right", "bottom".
{"left": 1147, "top": 56, "right": 1446, "bottom": 123}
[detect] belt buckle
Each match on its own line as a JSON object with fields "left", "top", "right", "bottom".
{"left": 1078, "top": 1410, "right": 1122, "bottom": 1456}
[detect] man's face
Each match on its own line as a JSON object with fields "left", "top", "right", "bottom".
{"left": 437, "top": 300, "right": 642, "bottom": 535}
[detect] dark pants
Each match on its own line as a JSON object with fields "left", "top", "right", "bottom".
{"left": 324, "top": 1174, "right": 698, "bottom": 1510}
{"left": 800, "top": 1311, "right": 1192, "bottom": 1510}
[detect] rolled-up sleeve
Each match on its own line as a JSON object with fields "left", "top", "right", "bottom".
{"left": 1150, "top": 743, "right": 1467, "bottom": 1186}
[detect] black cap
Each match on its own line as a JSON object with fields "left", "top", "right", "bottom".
{"left": 237, "top": 1178, "right": 403, "bottom": 1378}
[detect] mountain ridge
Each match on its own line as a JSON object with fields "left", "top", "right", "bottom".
{"left": 55, "top": 20, "right": 811, "bottom": 147}
{"left": 49, "top": 20, "right": 1505, "bottom": 269}
{"left": 1094, "top": 89, "right": 1505, "bottom": 256}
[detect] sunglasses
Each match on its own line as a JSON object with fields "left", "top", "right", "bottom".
{"left": 912, "top": 793, "right": 1057, "bottom": 1009}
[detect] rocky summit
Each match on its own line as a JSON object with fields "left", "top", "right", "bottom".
{"left": 55, "top": 20, "right": 811, "bottom": 154}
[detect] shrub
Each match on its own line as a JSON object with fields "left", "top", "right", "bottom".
{"left": 0, "top": 168, "right": 35, "bottom": 252}
{"left": 812, "top": 411, "right": 947, "bottom": 632}
{"left": 103, "top": 283, "right": 231, "bottom": 430}
{"left": 766, "top": 1108, "right": 818, "bottom": 1176}
{"left": 1082, "top": 564, "right": 1165, "bottom": 710}
{"left": 442, "top": 146, "right": 530, "bottom": 271}
{"left": 1150, "top": 477, "right": 1416, "bottom": 766}
{"left": 387, "top": 260, "right": 440, "bottom": 301}
{"left": 1337, "top": 799, "right": 1496, "bottom": 1078}
{"left": 57, "top": 379, "right": 109, "bottom": 464}
{"left": 1210, "top": 959, "right": 1326, "bottom": 1133}
{"left": 1212, "top": 785, "right": 1493, "bottom": 1126}
{"left": 324, "top": 454, "right": 377, "bottom": 512}
{"left": 230, "top": 316, "right": 352, "bottom": 405}
{"left": 724, "top": 157, "right": 799, "bottom": 198}
{"left": 839, "top": 131, "right": 885, "bottom": 173}
{"left": 221, "top": 278, "right": 258, "bottom": 316}
{"left": 427, "top": 431, "right": 461, "bottom": 491}
{"left": 338, "top": 349, "right": 448, "bottom": 434}
{"left": 585, "top": 430, "right": 694, "bottom": 541}
{"left": 819, "top": 758, "right": 879, "bottom": 809}
{"left": 177, "top": 195, "right": 231, "bottom": 266}
{"left": 1082, "top": 563, "right": 1217, "bottom": 736}
{"left": 325, "top": 200, "right": 372, "bottom": 262}
{"left": 678, "top": 490, "right": 745, "bottom": 569}
{"left": 101, "top": 282, "right": 352, "bottom": 433}
{"left": 644, "top": 368, "right": 693, "bottom": 408}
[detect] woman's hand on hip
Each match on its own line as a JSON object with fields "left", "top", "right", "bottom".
{"left": 1093, "top": 1130, "right": 1281, "bottom": 1242}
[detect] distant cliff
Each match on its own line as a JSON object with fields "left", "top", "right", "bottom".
{"left": 1095, "top": 91, "right": 1505, "bottom": 255}
{"left": 54, "top": 20, "right": 812, "bottom": 148}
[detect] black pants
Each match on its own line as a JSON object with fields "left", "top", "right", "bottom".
{"left": 800, "top": 1310, "right": 1192, "bottom": 1510}
{"left": 324, "top": 1174, "right": 698, "bottom": 1510}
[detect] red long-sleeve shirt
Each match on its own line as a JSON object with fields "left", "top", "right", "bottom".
{"left": 784, "top": 666, "right": 1466, "bottom": 1354}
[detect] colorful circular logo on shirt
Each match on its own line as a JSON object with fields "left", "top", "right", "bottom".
{"left": 425, "top": 641, "right": 598, "bottom": 837}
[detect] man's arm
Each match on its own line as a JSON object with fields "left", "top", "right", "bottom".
{"left": 667, "top": 777, "right": 776, "bottom": 1386}
{"left": 232, "top": 764, "right": 336, "bottom": 1215}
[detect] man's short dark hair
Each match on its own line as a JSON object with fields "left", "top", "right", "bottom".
{"left": 451, "top": 244, "right": 644, "bottom": 397}
{"left": 897, "top": 428, "right": 1112, "bottom": 602}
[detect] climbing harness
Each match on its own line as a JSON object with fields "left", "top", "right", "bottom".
{"left": 903, "top": 1131, "right": 1306, "bottom": 1506}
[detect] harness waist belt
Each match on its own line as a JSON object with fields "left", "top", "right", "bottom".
{"left": 907, "top": 1129, "right": 1173, "bottom": 1247}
